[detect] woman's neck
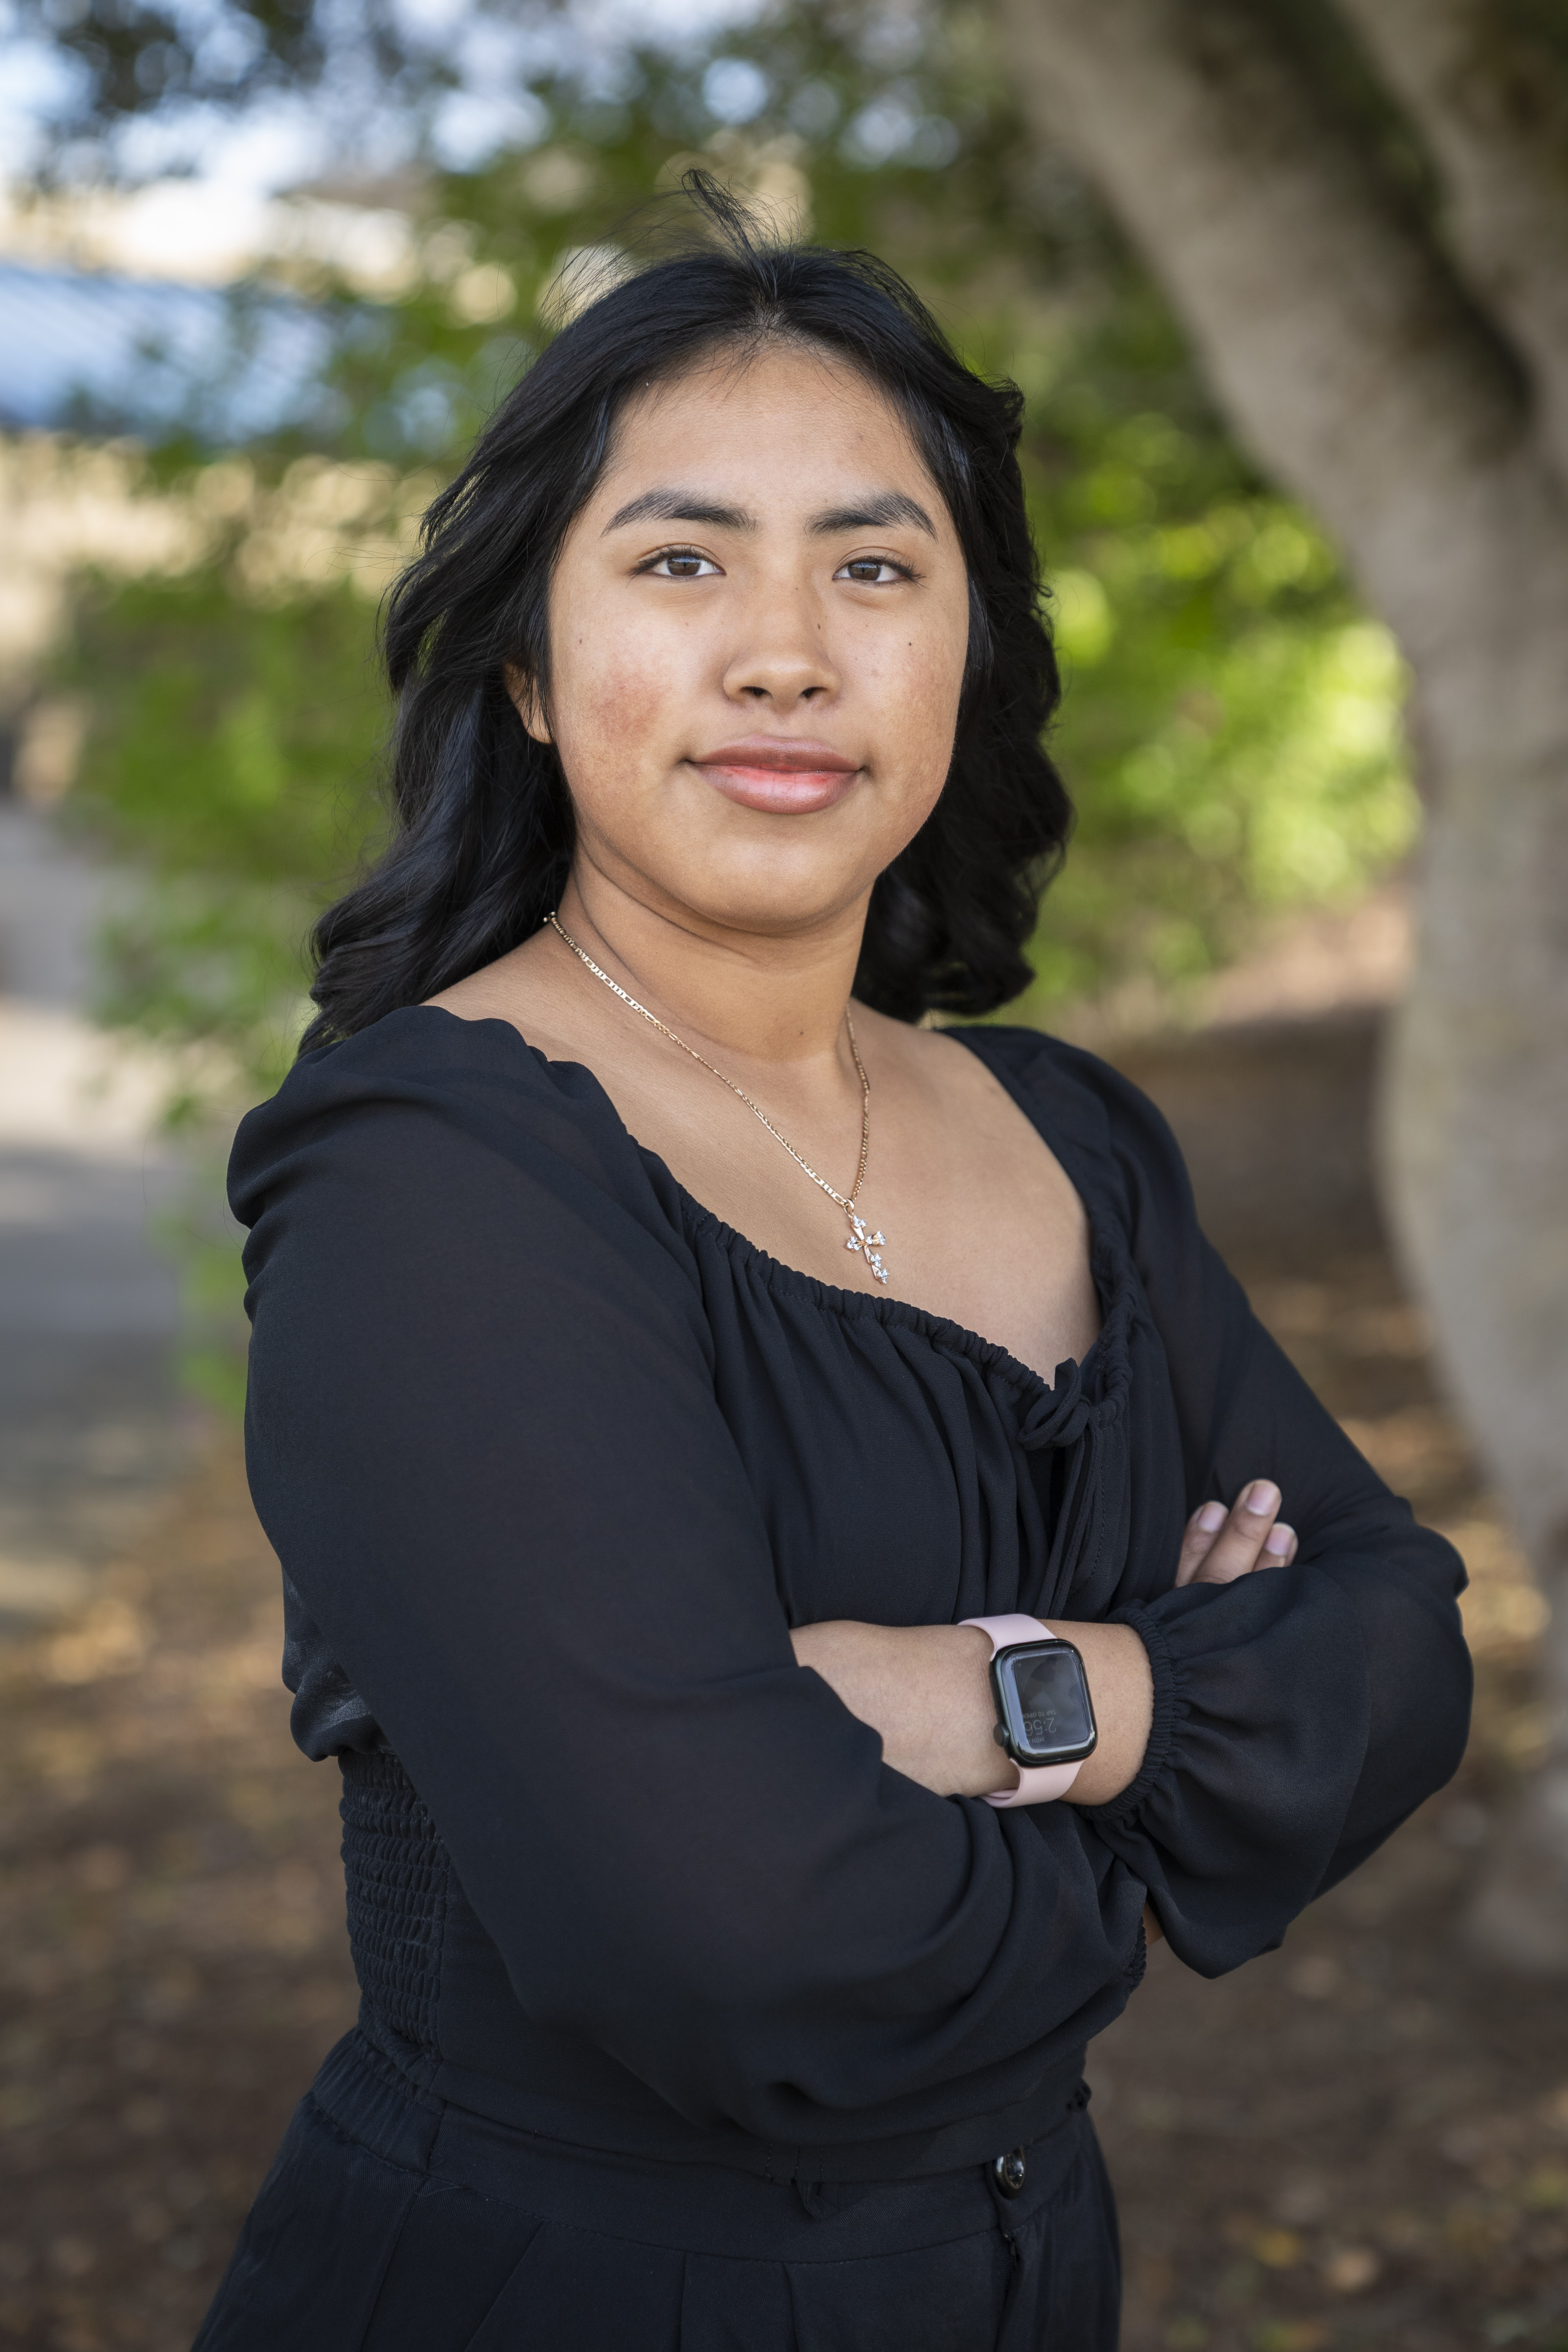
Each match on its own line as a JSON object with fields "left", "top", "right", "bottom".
{"left": 556, "top": 863, "right": 871, "bottom": 1075}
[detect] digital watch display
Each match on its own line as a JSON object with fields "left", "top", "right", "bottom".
{"left": 992, "top": 1640, "right": 1098, "bottom": 1769}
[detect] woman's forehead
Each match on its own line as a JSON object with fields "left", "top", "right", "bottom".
{"left": 596, "top": 345, "right": 948, "bottom": 517}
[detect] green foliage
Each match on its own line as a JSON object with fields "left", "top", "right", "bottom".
{"left": 970, "top": 254, "right": 1416, "bottom": 1011}
{"left": 62, "top": 567, "right": 388, "bottom": 1103}
{"left": 58, "top": 567, "right": 393, "bottom": 1411}
{"left": 67, "top": 568, "right": 384, "bottom": 885}
{"left": 1018, "top": 409, "right": 1416, "bottom": 1006}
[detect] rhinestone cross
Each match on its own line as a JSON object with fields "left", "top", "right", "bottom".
{"left": 845, "top": 1210, "right": 889, "bottom": 1285}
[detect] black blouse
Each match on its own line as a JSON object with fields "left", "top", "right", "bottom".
{"left": 229, "top": 1009, "right": 1471, "bottom": 2180}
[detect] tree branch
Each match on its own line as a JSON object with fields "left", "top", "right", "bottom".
{"left": 993, "top": 0, "right": 1545, "bottom": 673}
{"left": 1335, "top": 0, "right": 1568, "bottom": 484}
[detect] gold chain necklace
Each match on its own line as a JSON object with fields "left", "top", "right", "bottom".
{"left": 547, "top": 911, "right": 889, "bottom": 1285}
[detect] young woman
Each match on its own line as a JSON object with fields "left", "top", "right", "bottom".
{"left": 196, "top": 196, "right": 1471, "bottom": 2351}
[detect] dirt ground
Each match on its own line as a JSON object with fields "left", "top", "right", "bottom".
{"left": 1, "top": 1007, "right": 1564, "bottom": 2352}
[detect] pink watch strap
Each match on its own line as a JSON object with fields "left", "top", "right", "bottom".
{"left": 960, "top": 1614, "right": 1086, "bottom": 1807}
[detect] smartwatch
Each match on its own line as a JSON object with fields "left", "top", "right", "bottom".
{"left": 960, "top": 1614, "right": 1097, "bottom": 1807}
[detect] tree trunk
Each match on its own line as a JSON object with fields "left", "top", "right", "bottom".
{"left": 996, "top": 0, "right": 1568, "bottom": 1963}
{"left": 1335, "top": 0, "right": 1568, "bottom": 483}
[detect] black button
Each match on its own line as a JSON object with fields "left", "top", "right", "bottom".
{"left": 992, "top": 2147, "right": 1027, "bottom": 2199}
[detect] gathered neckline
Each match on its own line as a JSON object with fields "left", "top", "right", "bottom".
{"left": 631, "top": 1021, "right": 1136, "bottom": 1420}
{"left": 664, "top": 1170, "right": 1128, "bottom": 1412}
{"left": 404, "top": 1003, "right": 1132, "bottom": 1417}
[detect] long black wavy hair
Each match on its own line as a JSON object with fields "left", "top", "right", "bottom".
{"left": 302, "top": 180, "right": 1072, "bottom": 1048}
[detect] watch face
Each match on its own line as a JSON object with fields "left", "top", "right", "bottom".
{"left": 997, "top": 1644, "right": 1097, "bottom": 1766}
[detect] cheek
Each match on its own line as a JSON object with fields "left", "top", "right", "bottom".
{"left": 864, "top": 621, "right": 967, "bottom": 797}
{"left": 909, "top": 639, "right": 968, "bottom": 747}
{"left": 549, "top": 635, "right": 678, "bottom": 791}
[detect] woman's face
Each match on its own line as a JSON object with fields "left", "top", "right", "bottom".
{"left": 518, "top": 342, "right": 972, "bottom": 941}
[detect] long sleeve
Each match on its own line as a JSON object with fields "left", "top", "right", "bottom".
{"left": 231, "top": 1011, "right": 1148, "bottom": 2147}
{"left": 1056, "top": 1045, "right": 1474, "bottom": 1976}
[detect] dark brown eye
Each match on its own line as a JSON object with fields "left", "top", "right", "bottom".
{"left": 646, "top": 550, "right": 721, "bottom": 579}
{"left": 837, "top": 558, "right": 905, "bottom": 584}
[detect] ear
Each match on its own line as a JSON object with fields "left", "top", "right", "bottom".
{"left": 503, "top": 662, "right": 552, "bottom": 745}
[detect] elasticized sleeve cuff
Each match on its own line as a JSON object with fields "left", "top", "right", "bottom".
{"left": 1080, "top": 1598, "right": 1185, "bottom": 1832}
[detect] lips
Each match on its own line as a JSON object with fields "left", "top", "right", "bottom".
{"left": 692, "top": 738, "right": 861, "bottom": 816}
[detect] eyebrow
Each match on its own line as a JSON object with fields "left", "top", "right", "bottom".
{"left": 602, "top": 487, "right": 938, "bottom": 539}
{"left": 808, "top": 492, "right": 937, "bottom": 539}
{"left": 604, "top": 490, "right": 753, "bottom": 533}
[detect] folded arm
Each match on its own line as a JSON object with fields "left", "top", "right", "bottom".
{"left": 790, "top": 1476, "right": 1297, "bottom": 1807}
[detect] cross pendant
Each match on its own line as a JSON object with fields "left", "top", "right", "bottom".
{"left": 845, "top": 1209, "right": 889, "bottom": 1285}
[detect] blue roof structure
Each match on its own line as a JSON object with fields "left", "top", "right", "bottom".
{"left": 0, "top": 261, "right": 339, "bottom": 442}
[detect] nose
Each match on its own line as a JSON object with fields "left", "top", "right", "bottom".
{"left": 720, "top": 581, "right": 841, "bottom": 709}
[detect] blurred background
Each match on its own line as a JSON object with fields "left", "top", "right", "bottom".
{"left": 0, "top": 2, "right": 1565, "bottom": 2346}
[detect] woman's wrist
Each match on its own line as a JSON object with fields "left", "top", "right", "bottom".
{"left": 791, "top": 1614, "right": 1154, "bottom": 1807}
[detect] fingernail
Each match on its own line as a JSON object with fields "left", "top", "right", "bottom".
{"left": 1245, "top": 1480, "right": 1280, "bottom": 1515}
{"left": 1264, "top": 1523, "right": 1294, "bottom": 1557}
{"left": 1196, "top": 1501, "right": 1226, "bottom": 1534}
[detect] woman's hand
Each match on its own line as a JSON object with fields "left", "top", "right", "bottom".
{"left": 1175, "top": 1479, "right": 1297, "bottom": 1587}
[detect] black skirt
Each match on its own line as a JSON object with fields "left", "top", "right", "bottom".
{"left": 191, "top": 2031, "right": 1120, "bottom": 2352}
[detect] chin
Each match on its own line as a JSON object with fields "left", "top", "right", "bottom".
{"left": 669, "top": 856, "right": 882, "bottom": 941}
{"left": 618, "top": 814, "right": 890, "bottom": 937}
